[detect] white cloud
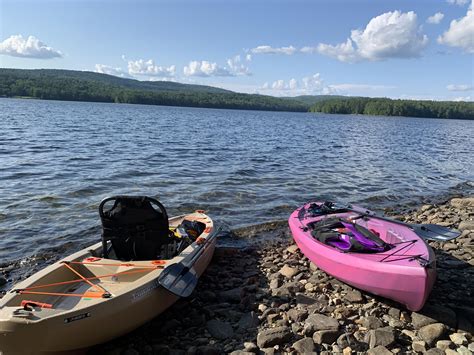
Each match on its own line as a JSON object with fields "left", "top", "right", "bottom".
{"left": 453, "top": 96, "right": 472, "bottom": 101}
{"left": 250, "top": 45, "right": 297, "bottom": 55}
{"left": 300, "top": 46, "right": 318, "bottom": 54}
{"left": 447, "top": 84, "right": 473, "bottom": 91}
{"left": 94, "top": 64, "right": 129, "bottom": 78}
{"left": 127, "top": 59, "right": 176, "bottom": 77}
{"left": 184, "top": 56, "right": 250, "bottom": 77}
{"left": 226, "top": 55, "right": 251, "bottom": 76}
{"left": 317, "top": 11, "right": 428, "bottom": 62}
{"left": 427, "top": 12, "right": 445, "bottom": 24}
{"left": 260, "top": 73, "right": 334, "bottom": 96}
{"left": 317, "top": 39, "right": 359, "bottom": 63}
{"left": 272, "top": 80, "right": 285, "bottom": 90}
{"left": 0, "top": 34, "right": 62, "bottom": 59}
{"left": 245, "top": 54, "right": 252, "bottom": 61}
{"left": 183, "top": 60, "right": 233, "bottom": 77}
{"left": 328, "top": 83, "right": 397, "bottom": 92}
{"left": 447, "top": 0, "right": 468, "bottom": 6}
{"left": 438, "top": 5, "right": 474, "bottom": 53}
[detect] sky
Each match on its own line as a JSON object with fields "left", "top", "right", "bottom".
{"left": 0, "top": 0, "right": 473, "bottom": 100}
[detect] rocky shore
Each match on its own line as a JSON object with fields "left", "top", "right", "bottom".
{"left": 89, "top": 197, "right": 473, "bottom": 355}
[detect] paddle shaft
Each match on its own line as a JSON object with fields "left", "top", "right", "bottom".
{"left": 347, "top": 205, "right": 415, "bottom": 229}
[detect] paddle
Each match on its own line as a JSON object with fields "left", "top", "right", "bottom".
{"left": 158, "top": 227, "right": 220, "bottom": 297}
{"left": 311, "top": 202, "right": 461, "bottom": 242}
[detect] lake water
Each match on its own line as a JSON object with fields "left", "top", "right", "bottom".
{"left": 1, "top": 98, "right": 473, "bottom": 275}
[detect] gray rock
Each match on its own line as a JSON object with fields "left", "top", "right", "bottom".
{"left": 305, "top": 314, "right": 339, "bottom": 332}
{"left": 366, "top": 345, "right": 392, "bottom": 355}
{"left": 287, "top": 308, "right": 308, "bottom": 323}
{"left": 418, "top": 323, "right": 446, "bottom": 346}
{"left": 411, "top": 312, "right": 437, "bottom": 329}
{"left": 424, "top": 349, "right": 445, "bottom": 355}
{"left": 388, "top": 308, "right": 401, "bottom": 320}
{"left": 412, "top": 340, "right": 426, "bottom": 352}
{"left": 337, "top": 333, "right": 359, "bottom": 349}
{"left": 436, "top": 340, "right": 453, "bottom": 351}
{"left": 0, "top": 276, "right": 6, "bottom": 286}
{"left": 459, "top": 221, "right": 474, "bottom": 231}
{"left": 457, "top": 345, "right": 473, "bottom": 355}
{"left": 345, "top": 290, "right": 363, "bottom": 303}
{"left": 365, "top": 327, "right": 395, "bottom": 348}
{"left": 122, "top": 349, "right": 140, "bottom": 355}
{"left": 279, "top": 265, "right": 298, "bottom": 278}
{"left": 295, "top": 293, "right": 319, "bottom": 306}
{"left": 269, "top": 279, "right": 281, "bottom": 289}
{"left": 449, "top": 332, "right": 468, "bottom": 345}
{"left": 238, "top": 311, "right": 259, "bottom": 329}
{"left": 229, "top": 352, "right": 254, "bottom": 355}
{"left": 293, "top": 337, "right": 315, "bottom": 354}
{"left": 313, "top": 330, "right": 340, "bottom": 345}
{"left": 197, "top": 345, "right": 220, "bottom": 355}
{"left": 360, "top": 316, "right": 383, "bottom": 330}
{"left": 243, "top": 342, "right": 258, "bottom": 353}
{"left": 219, "top": 288, "right": 242, "bottom": 303}
{"left": 206, "top": 319, "right": 234, "bottom": 340}
{"left": 256, "top": 326, "right": 292, "bottom": 348}
{"left": 286, "top": 245, "right": 299, "bottom": 254}
{"left": 450, "top": 197, "right": 474, "bottom": 208}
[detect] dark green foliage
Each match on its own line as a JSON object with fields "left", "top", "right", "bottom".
{"left": 283, "top": 95, "right": 345, "bottom": 106}
{"left": 0, "top": 68, "right": 308, "bottom": 112}
{"left": 310, "top": 97, "right": 474, "bottom": 120}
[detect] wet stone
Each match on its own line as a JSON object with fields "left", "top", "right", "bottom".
{"left": 206, "top": 319, "right": 234, "bottom": 340}
{"left": 287, "top": 308, "right": 308, "bottom": 323}
{"left": 305, "top": 314, "right": 339, "bottom": 332}
{"left": 256, "top": 326, "right": 292, "bottom": 348}
{"left": 366, "top": 345, "right": 392, "bottom": 355}
{"left": 449, "top": 332, "right": 468, "bottom": 345}
{"left": 238, "top": 311, "right": 259, "bottom": 329}
{"left": 365, "top": 327, "right": 395, "bottom": 348}
{"left": 412, "top": 340, "right": 426, "bottom": 353}
{"left": 292, "top": 337, "right": 315, "bottom": 354}
{"left": 360, "top": 316, "right": 383, "bottom": 330}
{"left": 418, "top": 323, "right": 446, "bottom": 346}
{"left": 313, "top": 330, "right": 340, "bottom": 345}
{"left": 436, "top": 340, "right": 453, "bottom": 351}
{"left": 345, "top": 290, "right": 363, "bottom": 303}
{"left": 279, "top": 265, "right": 299, "bottom": 278}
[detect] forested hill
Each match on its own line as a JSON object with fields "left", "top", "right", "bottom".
{"left": 0, "top": 68, "right": 307, "bottom": 112}
{"left": 1, "top": 68, "right": 473, "bottom": 118}
{"left": 310, "top": 97, "right": 474, "bottom": 120}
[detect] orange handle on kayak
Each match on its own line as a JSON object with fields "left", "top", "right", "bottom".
{"left": 21, "top": 300, "right": 53, "bottom": 309}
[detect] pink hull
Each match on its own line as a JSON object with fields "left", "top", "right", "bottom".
{"left": 289, "top": 203, "right": 436, "bottom": 311}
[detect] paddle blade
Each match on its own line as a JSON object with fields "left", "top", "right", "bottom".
{"left": 158, "top": 263, "right": 198, "bottom": 298}
{"left": 412, "top": 224, "right": 461, "bottom": 241}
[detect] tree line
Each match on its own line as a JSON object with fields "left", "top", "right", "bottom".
{"left": 310, "top": 97, "right": 474, "bottom": 120}
{"left": 1, "top": 69, "right": 473, "bottom": 119}
{"left": 0, "top": 69, "right": 307, "bottom": 112}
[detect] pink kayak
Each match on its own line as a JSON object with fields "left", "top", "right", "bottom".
{"left": 288, "top": 202, "right": 436, "bottom": 311}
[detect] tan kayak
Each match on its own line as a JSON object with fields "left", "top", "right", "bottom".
{"left": 0, "top": 197, "right": 216, "bottom": 354}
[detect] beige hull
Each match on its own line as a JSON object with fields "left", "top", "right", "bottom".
{"left": 0, "top": 212, "right": 215, "bottom": 354}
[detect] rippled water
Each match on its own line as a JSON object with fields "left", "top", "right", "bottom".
{"left": 1, "top": 98, "right": 473, "bottom": 268}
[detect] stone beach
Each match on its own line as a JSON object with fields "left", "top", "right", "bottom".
{"left": 86, "top": 196, "right": 473, "bottom": 355}
{"left": 0, "top": 197, "right": 472, "bottom": 354}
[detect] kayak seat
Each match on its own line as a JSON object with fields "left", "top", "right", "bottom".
{"left": 99, "top": 196, "right": 171, "bottom": 261}
{"left": 309, "top": 217, "right": 391, "bottom": 253}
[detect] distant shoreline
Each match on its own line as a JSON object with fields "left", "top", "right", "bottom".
{"left": 1, "top": 68, "right": 473, "bottom": 119}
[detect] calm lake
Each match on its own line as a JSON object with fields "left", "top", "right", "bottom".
{"left": 1, "top": 98, "right": 473, "bottom": 270}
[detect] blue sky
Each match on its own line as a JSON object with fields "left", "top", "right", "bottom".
{"left": 1, "top": 0, "right": 473, "bottom": 100}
